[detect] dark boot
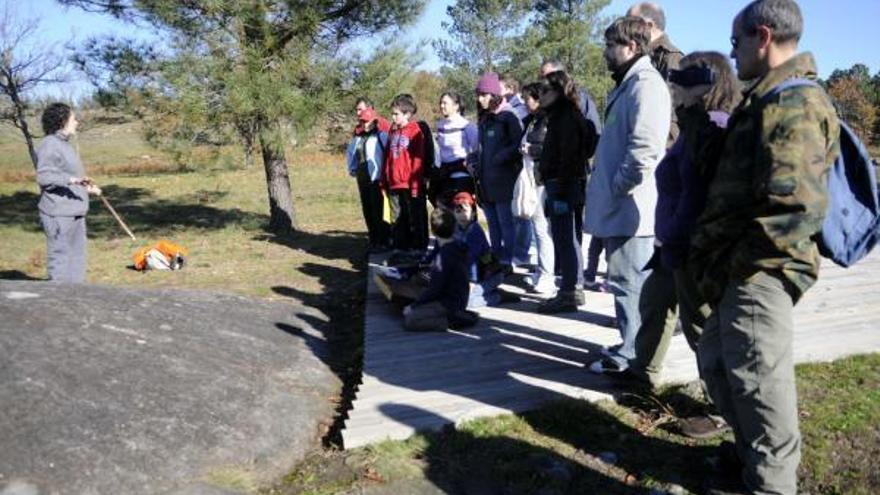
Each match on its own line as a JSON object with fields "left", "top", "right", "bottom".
{"left": 537, "top": 290, "right": 581, "bottom": 314}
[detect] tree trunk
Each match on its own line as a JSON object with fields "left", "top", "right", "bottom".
{"left": 258, "top": 125, "right": 296, "bottom": 235}
{"left": 236, "top": 121, "right": 257, "bottom": 169}
{"left": 7, "top": 81, "right": 38, "bottom": 168}
{"left": 243, "top": 143, "right": 255, "bottom": 169}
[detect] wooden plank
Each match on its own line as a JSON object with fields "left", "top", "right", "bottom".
{"left": 343, "top": 253, "right": 880, "bottom": 449}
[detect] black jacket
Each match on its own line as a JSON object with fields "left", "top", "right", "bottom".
{"left": 538, "top": 99, "right": 597, "bottom": 184}
{"left": 522, "top": 113, "right": 548, "bottom": 163}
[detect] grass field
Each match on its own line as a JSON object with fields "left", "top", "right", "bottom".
{"left": 2, "top": 122, "right": 879, "bottom": 494}
{"left": 269, "top": 354, "right": 880, "bottom": 495}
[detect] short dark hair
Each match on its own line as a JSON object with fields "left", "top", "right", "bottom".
{"left": 430, "top": 208, "right": 456, "bottom": 240}
{"left": 632, "top": 2, "right": 666, "bottom": 31}
{"left": 737, "top": 0, "right": 803, "bottom": 44}
{"left": 605, "top": 16, "right": 651, "bottom": 56}
{"left": 355, "top": 97, "right": 373, "bottom": 109}
{"left": 391, "top": 93, "right": 417, "bottom": 115}
{"left": 521, "top": 82, "right": 542, "bottom": 102}
{"left": 41, "top": 103, "right": 73, "bottom": 135}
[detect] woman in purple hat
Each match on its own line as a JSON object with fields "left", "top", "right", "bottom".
{"left": 473, "top": 72, "right": 523, "bottom": 270}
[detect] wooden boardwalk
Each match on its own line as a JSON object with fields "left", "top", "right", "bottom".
{"left": 341, "top": 251, "right": 880, "bottom": 449}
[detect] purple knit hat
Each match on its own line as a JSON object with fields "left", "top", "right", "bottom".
{"left": 475, "top": 72, "right": 502, "bottom": 96}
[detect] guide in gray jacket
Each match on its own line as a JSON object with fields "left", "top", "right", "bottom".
{"left": 35, "top": 103, "right": 100, "bottom": 283}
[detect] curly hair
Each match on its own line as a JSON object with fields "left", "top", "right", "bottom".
{"left": 41, "top": 103, "right": 73, "bottom": 135}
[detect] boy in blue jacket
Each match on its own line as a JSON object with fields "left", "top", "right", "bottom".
{"left": 347, "top": 107, "right": 390, "bottom": 252}
{"left": 449, "top": 191, "right": 519, "bottom": 307}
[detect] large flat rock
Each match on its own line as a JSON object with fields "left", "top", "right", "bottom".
{"left": 0, "top": 280, "right": 340, "bottom": 495}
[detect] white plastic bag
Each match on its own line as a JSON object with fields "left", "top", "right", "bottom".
{"left": 512, "top": 157, "right": 538, "bottom": 219}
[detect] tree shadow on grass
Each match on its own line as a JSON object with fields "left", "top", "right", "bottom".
{"left": 0, "top": 270, "right": 42, "bottom": 281}
{"left": 0, "top": 186, "right": 266, "bottom": 237}
{"left": 374, "top": 402, "right": 714, "bottom": 494}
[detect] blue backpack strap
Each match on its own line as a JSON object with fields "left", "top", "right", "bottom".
{"left": 760, "top": 78, "right": 821, "bottom": 105}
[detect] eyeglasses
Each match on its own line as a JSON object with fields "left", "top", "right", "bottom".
{"left": 730, "top": 36, "right": 740, "bottom": 49}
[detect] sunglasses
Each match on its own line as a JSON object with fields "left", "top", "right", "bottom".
{"left": 669, "top": 66, "right": 716, "bottom": 87}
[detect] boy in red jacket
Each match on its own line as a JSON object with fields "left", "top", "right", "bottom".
{"left": 383, "top": 93, "right": 428, "bottom": 252}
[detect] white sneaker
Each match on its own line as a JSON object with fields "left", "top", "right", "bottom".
{"left": 529, "top": 275, "right": 557, "bottom": 295}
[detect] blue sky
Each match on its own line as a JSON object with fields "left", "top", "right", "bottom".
{"left": 21, "top": 0, "right": 880, "bottom": 99}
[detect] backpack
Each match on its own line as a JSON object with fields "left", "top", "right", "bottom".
{"left": 762, "top": 79, "right": 880, "bottom": 267}
{"left": 133, "top": 240, "right": 189, "bottom": 271}
{"left": 417, "top": 120, "right": 441, "bottom": 170}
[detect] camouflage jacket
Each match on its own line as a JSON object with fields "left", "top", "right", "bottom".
{"left": 689, "top": 53, "right": 840, "bottom": 305}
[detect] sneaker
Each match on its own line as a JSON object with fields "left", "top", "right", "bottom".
{"left": 449, "top": 309, "right": 479, "bottom": 329}
{"left": 537, "top": 291, "right": 579, "bottom": 314}
{"left": 599, "top": 344, "right": 622, "bottom": 359}
{"left": 367, "top": 243, "right": 391, "bottom": 254}
{"left": 678, "top": 415, "right": 731, "bottom": 440}
{"left": 574, "top": 289, "right": 585, "bottom": 305}
{"left": 529, "top": 277, "right": 557, "bottom": 295}
{"left": 588, "top": 357, "right": 628, "bottom": 374}
{"left": 497, "top": 289, "right": 522, "bottom": 304}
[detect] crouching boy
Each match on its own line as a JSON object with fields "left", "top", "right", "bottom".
{"left": 404, "top": 208, "right": 479, "bottom": 331}
{"left": 450, "top": 191, "right": 518, "bottom": 307}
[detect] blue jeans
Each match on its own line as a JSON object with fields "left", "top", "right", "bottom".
{"left": 547, "top": 199, "right": 582, "bottom": 292}
{"left": 531, "top": 186, "right": 555, "bottom": 284}
{"left": 604, "top": 236, "right": 654, "bottom": 367}
{"left": 584, "top": 236, "right": 604, "bottom": 282}
{"left": 513, "top": 217, "right": 533, "bottom": 265}
{"left": 482, "top": 201, "right": 516, "bottom": 265}
{"left": 468, "top": 271, "right": 505, "bottom": 308}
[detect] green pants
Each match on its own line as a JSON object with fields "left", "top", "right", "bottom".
{"left": 699, "top": 271, "right": 800, "bottom": 495}
{"left": 632, "top": 265, "right": 711, "bottom": 382}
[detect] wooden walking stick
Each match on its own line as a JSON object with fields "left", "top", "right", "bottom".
{"left": 99, "top": 195, "right": 137, "bottom": 241}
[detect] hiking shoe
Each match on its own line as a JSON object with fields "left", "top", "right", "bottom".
{"left": 537, "top": 291, "right": 579, "bottom": 314}
{"left": 678, "top": 415, "right": 731, "bottom": 440}
{"left": 497, "top": 290, "right": 522, "bottom": 304}
{"left": 588, "top": 357, "right": 628, "bottom": 374}
{"left": 449, "top": 309, "right": 479, "bottom": 329}
{"left": 599, "top": 344, "right": 622, "bottom": 359}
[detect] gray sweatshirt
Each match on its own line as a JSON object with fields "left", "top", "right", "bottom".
{"left": 36, "top": 133, "right": 89, "bottom": 217}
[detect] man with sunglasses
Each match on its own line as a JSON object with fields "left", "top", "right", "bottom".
{"left": 690, "top": 1, "right": 840, "bottom": 494}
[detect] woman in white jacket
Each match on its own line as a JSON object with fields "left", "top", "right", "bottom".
{"left": 431, "top": 92, "right": 478, "bottom": 204}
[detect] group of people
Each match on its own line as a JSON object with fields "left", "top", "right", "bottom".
{"left": 346, "top": 1, "right": 841, "bottom": 494}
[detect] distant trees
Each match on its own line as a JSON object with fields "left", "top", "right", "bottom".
{"left": 0, "top": 5, "right": 67, "bottom": 168}
{"left": 63, "top": 0, "right": 426, "bottom": 235}
{"left": 826, "top": 63, "right": 880, "bottom": 145}
{"left": 433, "top": 0, "right": 611, "bottom": 109}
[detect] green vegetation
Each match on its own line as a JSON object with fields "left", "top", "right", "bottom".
{"left": 268, "top": 355, "right": 880, "bottom": 495}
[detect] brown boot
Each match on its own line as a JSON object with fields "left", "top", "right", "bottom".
{"left": 677, "top": 415, "right": 730, "bottom": 439}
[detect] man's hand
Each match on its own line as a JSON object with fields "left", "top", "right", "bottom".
{"left": 70, "top": 176, "right": 95, "bottom": 186}
{"left": 86, "top": 184, "right": 102, "bottom": 196}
